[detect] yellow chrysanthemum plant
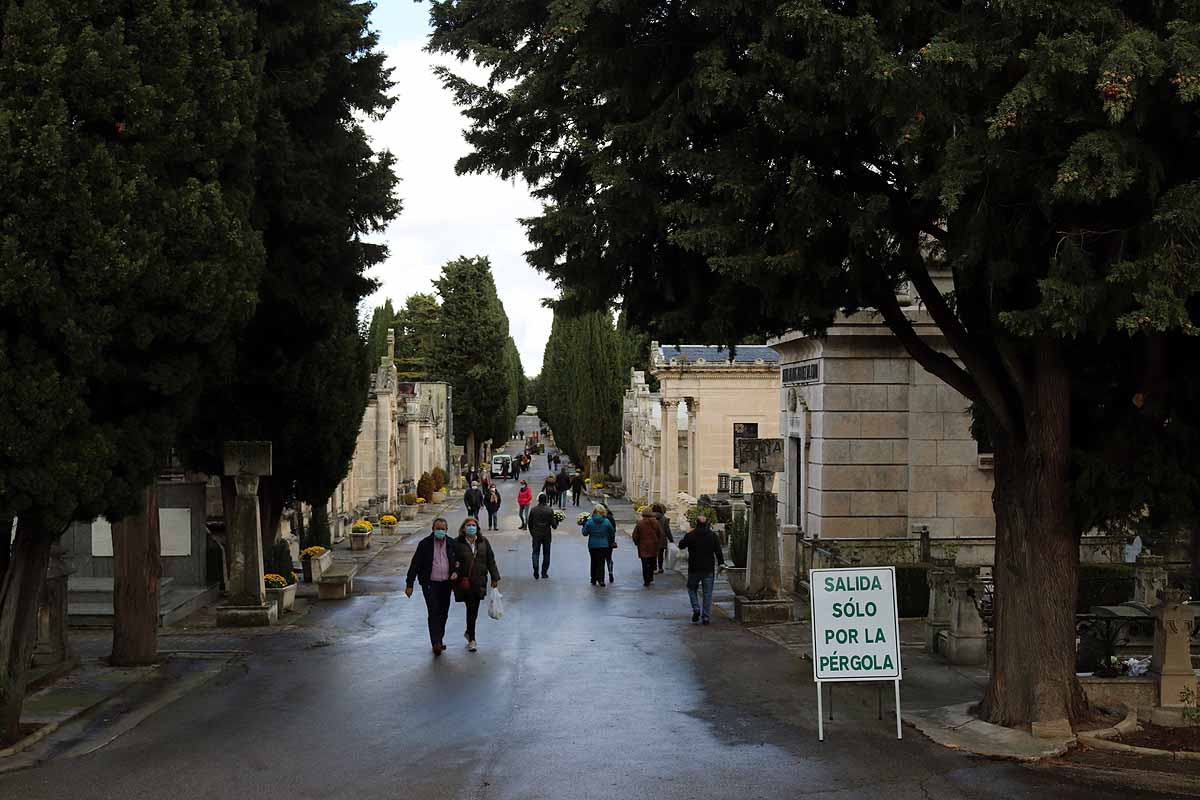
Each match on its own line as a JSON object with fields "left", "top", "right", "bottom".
{"left": 301, "top": 546, "right": 327, "bottom": 560}
{"left": 264, "top": 573, "right": 289, "bottom": 589}
{"left": 380, "top": 514, "right": 398, "bottom": 526}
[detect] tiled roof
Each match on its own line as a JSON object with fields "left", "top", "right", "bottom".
{"left": 658, "top": 344, "right": 780, "bottom": 364}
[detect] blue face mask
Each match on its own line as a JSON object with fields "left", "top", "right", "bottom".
{"left": 465, "top": 525, "right": 478, "bottom": 536}
{"left": 433, "top": 528, "right": 447, "bottom": 539}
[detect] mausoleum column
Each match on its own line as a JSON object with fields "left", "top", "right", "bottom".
{"left": 660, "top": 399, "right": 680, "bottom": 506}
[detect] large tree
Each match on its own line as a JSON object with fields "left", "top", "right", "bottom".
{"left": 0, "top": 0, "right": 262, "bottom": 740}
{"left": 393, "top": 292, "right": 442, "bottom": 380}
{"left": 430, "top": 1, "right": 1200, "bottom": 729}
{"left": 185, "top": 0, "right": 399, "bottom": 542}
{"left": 433, "top": 256, "right": 513, "bottom": 463}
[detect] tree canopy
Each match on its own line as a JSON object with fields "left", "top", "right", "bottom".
{"left": 429, "top": 0, "right": 1200, "bottom": 728}
{"left": 184, "top": 0, "right": 399, "bottom": 535}
{"left": 393, "top": 292, "right": 442, "bottom": 380}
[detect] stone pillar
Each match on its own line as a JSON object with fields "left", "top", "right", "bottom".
{"left": 686, "top": 399, "right": 699, "bottom": 498}
{"left": 1133, "top": 553, "right": 1168, "bottom": 607}
{"left": 1150, "top": 588, "right": 1197, "bottom": 707}
{"left": 217, "top": 442, "right": 277, "bottom": 627}
{"left": 406, "top": 400, "right": 421, "bottom": 487}
{"left": 33, "top": 541, "right": 75, "bottom": 668}
{"left": 924, "top": 558, "right": 956, "bottom": 654}
{"left": 660, "top": 399, "right": 680, "bottom": 506}
{"left": 734, "top": 470, "right": 792, "bottom": 623}
{"left": 945, "top": 568, "right": 987, "bottom": 665}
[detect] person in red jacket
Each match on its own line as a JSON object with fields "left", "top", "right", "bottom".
{"left": 632, "top": 508, "right": 665, "bottom": 586}
{"left": 516, "top": 480, "right": 533, "bottom": 530}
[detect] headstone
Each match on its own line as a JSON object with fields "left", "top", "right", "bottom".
{"left": 1150, "top": 588, "right": 1197, "bottom": 708}
{"left": 216, "top": 442, "right": 277, "bottom": 627}
{"left": 924, "top": 558, "right": 956, "bottom": 654}
{"left": 945, "top": 567, "right": 987, "bottom": 665}
{"left": 33, "top": 541, "right": 76, "bottom": 668}
{"left": 1133, "top": 553, "right": 1168, "bottom": 607}
{"left": 735, "top": 467, "right": 793, "bottom": 623}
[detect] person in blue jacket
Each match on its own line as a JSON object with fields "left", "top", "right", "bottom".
{"left": 581, "top": 504, "right": 615, "bottom": 587}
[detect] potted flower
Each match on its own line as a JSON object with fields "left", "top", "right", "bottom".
{"left": 553, "top": 509, "right": 567, "bottom": 525}
{"left": 399, "top": 493, "right": 420, "bottom": 521}
{"left": 301, "top": 545, "right": 333, "bottom": 582}
{"left": 265, "top": 572, "right": 297, "bottom": 613}
{"left": 380, "top": 513, "right": 398, "bottom": 528}
{"left": 350, "top": 519, "right": 373, "bottom": 551}
{"left": 431, "top": 467, "right": 448, "bottom": 503}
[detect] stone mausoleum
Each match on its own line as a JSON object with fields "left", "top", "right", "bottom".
{"left": 769, "top": 309, "right": 995, "bottom": 544}
{"left": 618, "top": 343, "right": 780, "bottom": 506}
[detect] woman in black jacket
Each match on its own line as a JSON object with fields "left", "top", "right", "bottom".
{"left": 484, "top": 485, "right": 503, "bottom": 530}
{"left": 454, "top": 518, "right": 501, "bottom": 652}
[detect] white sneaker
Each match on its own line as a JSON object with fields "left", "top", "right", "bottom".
{"left": 468, "top": 640, "right": 478, "bottom": 652}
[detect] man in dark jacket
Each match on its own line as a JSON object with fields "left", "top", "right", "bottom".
{"left": 556, "top": 467, "right": 571, "bottom": 508}
{"left": 678, "top": 514, "right": 725, "bottom": 625}
{"left": 653, "top": 504, "right": 674, "bottom": 574}
{"left": 570, "top": 472, "right": 585, "bottom": 506}
{"left": 464, "top": 481, "right": 484, "bottom": 518}
{"left": 526, "top": 493, "right": 558, "bottom": 580}
{"left": 405, "top": 518, "right": 461, "bottom": 654}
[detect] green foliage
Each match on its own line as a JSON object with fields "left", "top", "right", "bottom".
{"left": 686, "top": 506, "right": 718, "bottom": 528}
{"left": 431, "top": 466, "right": 447, "bottom": 492}
{"left": 416, "top": 472, "right": 434, "bottom": 502}
{"left": 432, "top": 256, "right": 513, "bottom": 460}
{"left": 309, "top": 505, "right": 332, "bottom": 550}
{"left": 367, "top": 299, "right": 396, "bottom": 367}
{"left": 0, "top": 0, "right": 263, "bottom": 531}
{"left": 429, "top": 0, "right": 1200, "bottom": 539}
{"left": 540, "top": 309, "right": 624, "bottom": 469}
{"left": 393, "top": 293, "right": 441, "bottom": 380}
{"left": 183, "top": 0, "right": 399, "bottom": 517}
{"left": 1077, "top": 563, "right": 1135, "bottom": 613}
{"left": 267, "top": 540, "right": 294, "bottom": 584}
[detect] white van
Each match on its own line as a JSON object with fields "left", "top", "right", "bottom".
{"left": 490, "top": 454, "right": 512, "bottom": 479}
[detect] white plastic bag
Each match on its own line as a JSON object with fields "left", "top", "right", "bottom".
{"left": 665, "top": 543, "right": 680, "bottom": 571}
{"left": 488, "top": 589, "right": 505, "bottom": 620}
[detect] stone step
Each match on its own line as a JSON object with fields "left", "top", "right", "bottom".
{"left": 68, "top": 576, "right": 175, "bottom": 603}
{"left": 68, "top": 584, "right": 218, "bottom": 628}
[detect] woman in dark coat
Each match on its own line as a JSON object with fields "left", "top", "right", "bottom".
{"left": 484, "top": 485, "right": 503, "bottom": 530}
{"left": 454, "top": 518, "right": 501, "bottom": 652}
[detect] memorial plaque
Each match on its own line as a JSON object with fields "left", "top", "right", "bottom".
{"left": 734, "top": 438, "right": 785, "bottom": 473}
{"left": 223, "top": 441, "right": 273, "bottom": 477}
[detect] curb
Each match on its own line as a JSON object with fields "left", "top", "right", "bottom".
{"left": 0, "top": 720, "right": 61, "bottom": 760}
{"left": 1078, "top": 708, "right": 1200, "bottom": 761}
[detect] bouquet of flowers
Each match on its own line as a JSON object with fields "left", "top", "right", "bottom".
{"left": 553, "top": 509, "right": 566, "bottom": 524}
{"left": 576, "top": 512, "right": 590, "bottom": 525}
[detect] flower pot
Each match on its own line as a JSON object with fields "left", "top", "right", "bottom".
{"left": 306, "top": 550, "right": 334, "bottom": 582}
{"left": 266, "top": 583, "right": 297, "bottom": 613}
{"left": 350, "top": 530, "right": 372, "bottom": 551}
{"left": 399, "top": 505, "right": 419, "bottom": 521}
{"left": 724, "top": 567, "right": 748, "bottom": 595}
{"left": 432, "top": 490, "right": 447, "bottom": 504}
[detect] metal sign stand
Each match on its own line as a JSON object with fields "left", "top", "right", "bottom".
{"left": 816, "top": 680, "right": 901, "bottom": 741}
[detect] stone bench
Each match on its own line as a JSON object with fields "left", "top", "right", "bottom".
{"left": 317, "top": 564, "right": 359, "bottom": 600}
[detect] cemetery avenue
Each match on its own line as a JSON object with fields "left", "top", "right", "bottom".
{"left": 3, "top": 2, "right": 1200, "bottom": 799}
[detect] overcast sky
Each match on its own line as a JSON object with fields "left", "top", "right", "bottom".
{"left": 363, "top": 3, "right": 554, "bottom": 375}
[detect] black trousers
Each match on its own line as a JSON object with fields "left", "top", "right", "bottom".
{"left": 657, "top": 547, "right": 667, "bottom": 571}
{"left": 467, "top": 505, "right": 480, "bottom": 520}
{"left": 641, "top": 556, "right": 657, "bottom": 585}
{"left": 532, "top": 536, "right": 552, "bottom": 576}
{"left": 464, "top": 596, "right": 481, "bottom": 640}
{"left": 421, "top": 581, "right": 452, "bottom": 647}
{"left": 606, "top": 546, "right": 614, "bottom": 574}
{"left": 589, "top": 547, "right": 608, "bottom": 585}
{"left": 572, "top": 488, "right": 581, "bottom": 505}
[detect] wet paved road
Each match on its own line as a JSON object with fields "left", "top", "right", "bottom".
{"left": 0, "top": 417, "right": 1180, "bottom": 798}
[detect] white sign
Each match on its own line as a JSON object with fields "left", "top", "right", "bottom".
{"left": 91, "top": 509, "right": 192, "bottom": 557}
{"left": 809, "top": 566, "right": 903, "bottom": 740}
{"left": 586, "top": 445, "right": 600, "bottom": 458}
{"left": 811, "top": 566, "right": 901, "bottom": 681}
{"left": 91, "top": 518, "right": 114, "bottom": 557}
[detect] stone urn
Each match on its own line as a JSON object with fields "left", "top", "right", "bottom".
{"left": 724, "top": 566, "right": 748, "bottom": 595}
{"left": 432, "top": 490, "right": 447, "bottom": 504}
{"left": 266, "top": 582, "right": 297, "bottom": 613}
{"left": 350, "top": 530, "right": 372, "bottom": 551}
{"left": 399, "top": 505, "right": 419, "bottom": 521}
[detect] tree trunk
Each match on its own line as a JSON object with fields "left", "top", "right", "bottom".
{"left": 258, "top": 477, "right": 286, "bottom": 555}
{"left": 110, "top": 484, "right": 162, "bottom": 666}
{"left": 0, "top": 519, "right": 54, "bottom": 745}
{"left": 978, "top": 344, "right": 1087, "bottom": 728}
{"left": 0, "top": 516, "right": 12, "bottom": 587}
